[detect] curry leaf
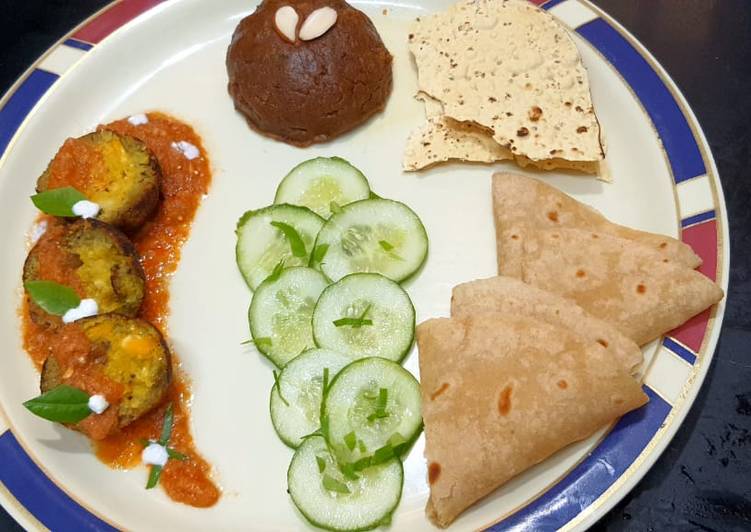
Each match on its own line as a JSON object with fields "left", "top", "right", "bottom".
{"left": 24, "top": 280, "right": 80, "bottom": 316}
{"left": 31, "top": 187, "right": 86, "bottom": 217}
{"left": 270, "top": 221, "right": 307, "bottom": 258}
{"left": 23, "top": 385, "right": 91, "bottom": 423}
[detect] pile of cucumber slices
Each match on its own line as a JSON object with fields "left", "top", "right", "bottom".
{"left": 235, "top": 157, "right": 428, "bottom": 531}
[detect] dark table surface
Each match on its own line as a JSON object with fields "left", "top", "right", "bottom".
{"left": 0, "top": 1, "right": 749, "bottom": 530}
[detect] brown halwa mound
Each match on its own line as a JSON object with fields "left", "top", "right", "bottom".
{"left": 226, "top": 0, "right": 393, "bottom": 146}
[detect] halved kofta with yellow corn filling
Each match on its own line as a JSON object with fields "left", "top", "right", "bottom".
{"left": 40, "top": 314, "right": 171, "bottom": 440}
{"left": 36, "top": 129, "right": 161, "bottom": 231}
{"left": 23, "top": 218, "right": 145, "bottom": 326}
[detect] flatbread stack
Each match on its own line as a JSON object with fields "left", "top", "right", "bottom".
{"left": 404, "top": 0, "right": 606, "bottom": 175}
{"left": 417, "top": 313, "right": 647, "bottom": 527}
{"left": 493, "top": 172, "right": 724, "bottom": 345}
{"left": 416, "top": 172, "right": 724, "bottom": 526}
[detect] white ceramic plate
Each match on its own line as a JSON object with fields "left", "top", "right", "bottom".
{"left": 0, "top": 0, "right": 728, "bottom": 530}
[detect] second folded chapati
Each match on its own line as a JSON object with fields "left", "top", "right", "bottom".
{"left": 417, "top": 313, "right": 647, "bottom": 527}
{"left": 451, "top": 275, "right": 643, "bottom": 374}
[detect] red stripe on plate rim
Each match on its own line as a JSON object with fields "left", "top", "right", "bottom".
{"left": 670, "top": 219, "right": 719, "bottom": 352}
{"left": 72, "top": 0, "right": 166, "bottom": 44}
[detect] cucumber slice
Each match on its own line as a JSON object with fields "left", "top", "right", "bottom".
{"left": 288, "top": 435, "right": 403, "bottom": 532}
{"left": 274, "top": 157, "right": 371, "bottom": 219}
{"left": 313, "top": 273, "right": 415, "bottom": 363}
{"left": 270, "top": 348, "right": 352, "bottom": 448}
{"left": 236, "top": 204, "right": 325, "bottom": 290}
{"left": 322, "top": 358, "right": 422, "bottom": 466}
{"left": 249, "top": 267, "right": 329, "bottom": 367}
{"left": 314, "top": 199, "right": 428, "bottom": 283}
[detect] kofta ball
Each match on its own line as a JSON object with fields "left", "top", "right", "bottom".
{"left": 40, "top": 314, "right": 171, "bottom": 439}
{"left": 36, "top": 130, "right": 161, "bottom": 232}
{"left": 226, "top": 0, "right": 393, "bottom": 146}
{"left": 23, "top": 218, "right": 145, "bottom": 327}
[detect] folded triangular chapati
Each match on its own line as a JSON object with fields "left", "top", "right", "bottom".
{"left": 417, "top": 313, "right": 648, "bottom": 527}
{"left": 493, "top": 172, "right": 701, "bottom": 269}
{"left": 451, "top": 276, "right": 643, "bottom": 374}
{"left": 497, "top": 226, "right": 724, "bottom": 345}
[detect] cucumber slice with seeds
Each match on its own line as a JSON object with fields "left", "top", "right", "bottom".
{"left": 274, "top": 157, "right": 371, "bottom": 219}
{"left": 313, "top": 273, "right": 415, "bottom": 362}
{"left": 288, "top": 435, "right": 403, "bottom": 532}
{"left": 314, "top": 199, "right": 428, "bottom": 283}
{"left": 236, "top": 204, "right": 324, "bottom": 290}
{"left": 249, "top": 267, "right": 329, "bottom": 367}
{"left": 322, "top": 357, "right": 422, "bottom": 466}
{"left": 270, "top": 348, "right": 352, "bottom": 448}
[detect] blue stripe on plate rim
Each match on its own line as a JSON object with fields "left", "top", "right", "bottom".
{"left": 0, "top": 1, "right": 724, "bottom": 531}
{"left": 662, "top": 337, "right": 698, "bottom": 366}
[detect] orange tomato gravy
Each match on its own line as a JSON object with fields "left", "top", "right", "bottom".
{"left": 22, "top": 112, "right": 219, "bottom": 508}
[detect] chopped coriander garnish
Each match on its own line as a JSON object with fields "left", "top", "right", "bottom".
{"left": 316, "top": 455, "right": 327, "bottom": 473}
{"left": 273, "top": 370, "right": 289, "bottom": 407}
{"left": 329, "top": 201, "right": 343, "bottom": 215}
{"left": 270, "top": 221, "right": 307, "bottom": 258}
{"left": 160, "top": 404, "right": 174, "bottom": 445}
{"left": 146, "top": 464, "right": 163, "bottom": 490}
{"left": 241, "top": 337, "right": 272, "bottom": 350}
{"left": 143, "top": 403, "right": 187, "bottom": 490}
{"left": 378, "top": 239, "right": 404, "bottom": 261}
{"left": 372, "top": 443, "right": 396, "bottom": 465}
{"left": 340, "top": 462, "right": 360, "bottom": 481}
{"left": 333, "top": 316, "right": 373, "bottom": 327}
{"left": 322, "top": 367, "right": 330, "bottom": 394}
{"left": 309, "top": 243, "right": 329, "bottom": 267}
{"left": 167, "top": 449, "right": 188, "bottom": 461}
{"left": 344, "top": 431, "right": 357, "bottom": 451}
{"left": 367, "top": 388, "right": 389, "bottom": 422}
{"left": 333, "top": 304, "right": 373, "bottom": 328}
{"left": 378, "top": 240, "right": 394, "bottom": 252}
{"left": 322, "top": 474, "right": 350, "bottom": 494}
{"left": 267, "top": 259, "right": 285, "bottom": 283}
{"left": 358, "top": 439, "right": 368, "bottom": 454}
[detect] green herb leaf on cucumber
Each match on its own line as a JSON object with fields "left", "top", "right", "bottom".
{"left": 332, "top": 303, "right": 373, "bottom": 328}
{"left": 322, "top": 474, "right": 350, "bottom": 494}
{"left": 270, "top": 221, "right": 307, "bottom": 258}
{"left": 367, "top": 388, "right": 389, "bottom": 422}
{"left": 309, "top": 243, "right": 329, "bottom": 268}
